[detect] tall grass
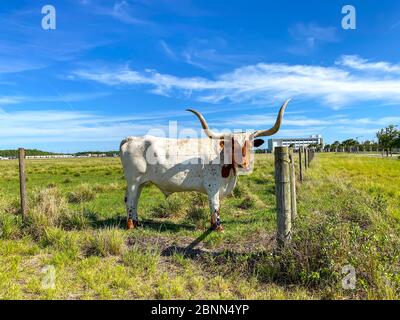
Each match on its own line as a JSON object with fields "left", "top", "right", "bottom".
{"left": 82, "top": 228, "right": 125, "bottom": 257}
{"left": 67, "top": 183, "right": 96, "bottom": 203}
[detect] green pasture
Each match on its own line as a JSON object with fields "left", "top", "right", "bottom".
{"left": 0, "top": 154, "right": 399, "bottom": 299}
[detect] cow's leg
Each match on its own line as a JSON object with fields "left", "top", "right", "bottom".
{"left": 125, "top": 182, "right": 143, "bottom": 230}
{"left": 207, "top": 190, "right": 224, "bottom": 232}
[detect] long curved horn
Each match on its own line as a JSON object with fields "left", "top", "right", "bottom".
{"left": 253, "top": 98, "right": 291, "bottom": 138}
{"left": 186, "top": 109, "right": 224, "bottom": 139}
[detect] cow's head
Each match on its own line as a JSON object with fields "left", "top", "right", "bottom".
{"left": 187, "top": 99, "right": 290, "bottom": 175}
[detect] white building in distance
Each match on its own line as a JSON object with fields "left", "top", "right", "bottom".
{"left": 267, "top": 135, "right": 324, "bottom": 152}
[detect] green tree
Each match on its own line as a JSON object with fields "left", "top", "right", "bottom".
{"left": 324, "top": 144, "right": 331, "bottom": 152}
{"left": 395, "top": 132, "right": 400, "bottom": 149}
{"left": 376, "top": 125, "right": 398, "bottom": 157}
{"left": 341, "top": 139, "right": 359, "bottom": 152}
{"left": 362, "top": 140, "right": 373, "bottom": 152}
{"left": 0, "top": 149, "right": 57, "bottom": 158}
{"left": 331, "top": 141, "right": 340, "bottom": 152}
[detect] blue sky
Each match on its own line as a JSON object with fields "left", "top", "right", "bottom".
{"left": 1, "top": 0, "right": 400, "bottom": 152}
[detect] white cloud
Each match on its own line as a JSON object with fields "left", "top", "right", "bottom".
{"left": 209, "top": 113, "right": 399, "bottom": 141}
{"left": 334, "top": 126, "right": 381, "bottom": 136}
{"left": 0, "top": 92, "right": 109, "bottom": 106}
{"left": 181, "top": 38, "right": 256, "bottom": 70}
{"left": 1, "top": 108, "right": 242, "bottom": 147}
{"left": 0, "top": 110, "right": 169, "bottom": 145}
{"left": 390, "top": 20, "right": 400, "bottom": 30}
{"left": 337, "top": 116, "right": 400, "bottom": 126}
{"left": 0, "top": 96, "right": 24, "bottom": 105}
{"left": 0, "top": 58, "right": 45, "bottom": 74}
{"left": 337, "top": 55, "right": 400, "bottom": 73}
{"left": 81, "top": 0, "right": 149, "bottom": 25}
{"left": 215, "top": 114, "right": 329, "bottom": 128}
{"left": 1, "top": 107, "right": 398, "bottom": 149}
{"left": 213, "top": 113, "right": 400, "bottom": 133}
{"left": 159, "top": 40, "right": 177, "bottom": 59}
{"left": 71, "top": 56, "right": 400, "bottom": 108}
{"left": 277, "top": 127, "right": 327, "bottom": 137}
{"left": 110, "top": 1, "right": 147, "bottom": 24}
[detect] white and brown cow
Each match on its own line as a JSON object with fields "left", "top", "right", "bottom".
{"left": 120, "top": 99, "right": 290, "bottom": 231}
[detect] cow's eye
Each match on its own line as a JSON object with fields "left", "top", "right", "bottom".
{"left": 253, "top": 139, "right": 264, "bottom": 147}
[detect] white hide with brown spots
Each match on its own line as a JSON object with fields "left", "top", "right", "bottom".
{"left": 120, "top": 99, "right": 290, "bottom": 231}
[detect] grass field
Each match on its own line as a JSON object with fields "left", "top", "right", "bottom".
{"left": 0, "top": 153, "right": 400, "bottom": 299}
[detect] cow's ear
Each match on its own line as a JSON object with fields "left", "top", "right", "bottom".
{"left": 253, "top": 139, "right": 264, "bottom": 147}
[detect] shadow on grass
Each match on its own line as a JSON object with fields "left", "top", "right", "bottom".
{"left": 161, "top": 228, "right": 216, "bottom": 258}
{"left": 160, "top": 228, "right": 275, "bottom": 262}
{"left": 84, "top": 212, "right": 125, "bottom": 229}
{"left": 140, "top": 218, "right": 196, "bottom": 233}
{"left": 84, "top": 211, "right": 196, "bottom": 233}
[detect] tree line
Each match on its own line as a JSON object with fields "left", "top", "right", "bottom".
{"left": 0, "top": 149, "right": 119, "bottom": 158}
{"left": 0, "top": 149, "right": 56, "bottom": 158}
{"left": 313, "top": 125, "right": 400, "bottom": 156}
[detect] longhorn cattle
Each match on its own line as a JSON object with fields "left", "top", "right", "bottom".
{"left": 120, "top": 99, "right": 290, "bottom": 231}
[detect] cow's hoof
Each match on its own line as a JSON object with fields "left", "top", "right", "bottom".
{"left": 127, "top": 219, "right": 139, "bottom": 230}
{"left": 211, "top": 224, "right": 224, "bottom": 232}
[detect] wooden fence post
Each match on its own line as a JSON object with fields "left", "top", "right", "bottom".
{"left": 298, "top": 148, "right": 303, "bottom": 182}
{"left": 304, "top": 147, "right": 308, "bottom": 169}
{"left": 289, "top": 148, "right": 297, "bottom": 221}
{"left": 274, "top": 147, "right": 292, "bottom": 246}
{"left": 18, "top": 148, "right": 28, "bottom": 220}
